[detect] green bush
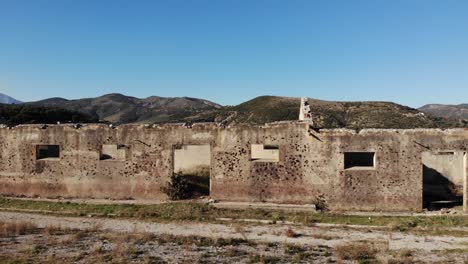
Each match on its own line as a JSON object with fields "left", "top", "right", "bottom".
{"left": 313, "top": 195, "right": 329, "bottom": 213}
{"left": 0, "top": 104, "right": 97, "bottom": 125}
{"left": 161, "top": 173, "right": 190, "bottom": 200}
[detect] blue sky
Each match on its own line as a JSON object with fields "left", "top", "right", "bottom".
{"left": 0, "top": 0, "right": 467, "bottom": 107}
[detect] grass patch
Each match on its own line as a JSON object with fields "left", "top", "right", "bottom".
{"left": 433, "top": 248, "right": 468, "bottom": 254}
{"left": 0, "top": 197, "right": 467, "bottom": 232}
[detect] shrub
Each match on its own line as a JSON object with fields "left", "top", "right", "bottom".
{"left": 395, "top": 218, "right": 422, "bottom": 232}
{"left": 285, "top": 227, "right": 300, "bottom": 238}
{"left": 312, "top": 195, "right": 329, "bottom": 213}
{"left": 161, "top": 173, "right": 190, "bottom": 200}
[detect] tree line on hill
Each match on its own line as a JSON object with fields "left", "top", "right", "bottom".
{"left": 0, "top": 104, "right": 98, "bottom": 126}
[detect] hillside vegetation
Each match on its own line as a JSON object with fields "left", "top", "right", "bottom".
{"left": 0, "top": 104, "right": 97, "bottom": 126}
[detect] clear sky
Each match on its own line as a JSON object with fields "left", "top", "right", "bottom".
{"left": 0, "top": 0, "right": 467, "bottom": 107}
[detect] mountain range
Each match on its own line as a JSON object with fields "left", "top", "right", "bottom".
{"left": 29, "top": 94, "right": 222, "bottom": 124}
{"left": 27, "top": 93, "right": 467, "bottom": 129}
{"left": 0, "top": 93, "right": 22, "bottom": 104}
{"left": 0, "top": 92, "right": 466, "bottom": 128}
{"left": 418, "top": 104, "right": 468, "bottom": 120}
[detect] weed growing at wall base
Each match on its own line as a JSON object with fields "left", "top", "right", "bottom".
{"left": 160, "top": 173, "right": 190, "bottom": 200}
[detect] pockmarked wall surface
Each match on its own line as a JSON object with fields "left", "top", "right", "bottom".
{"left": 0, "top": 122, "right": 466, "bottom": 212}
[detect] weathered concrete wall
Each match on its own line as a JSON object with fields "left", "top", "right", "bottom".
{"left": 211, "top": 126, "right": 468, "bottom": 212}
{"left": 0, "top": 122, "right": 466, "bottom": 212}
{"left": 0, "top": 124, "right": 217, "bottom": 200}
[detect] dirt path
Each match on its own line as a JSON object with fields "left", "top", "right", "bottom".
{"left": 1, "top": 211, "right": 466, "bottom": 252}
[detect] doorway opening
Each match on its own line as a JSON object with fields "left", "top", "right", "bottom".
{"left": 422, "top": 152, "right": 464, "bottom": 210}
{"left": 173, "top": 144, "right": 211, "bottom": 198}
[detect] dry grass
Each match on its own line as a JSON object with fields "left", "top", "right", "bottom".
{"left": 311, "top": 232, "right": 337, "bottom": 240}
{"left": 1, "top": 220, "right": 335, "bottom": 263}
{"left": 43, "top": 224, "right": 64, "bottom": 235}
{"left": 382, "top": 249, "right": 416, "bottom": 264}
{"left": 233, "top": 223, "right": 248, "bottom": 239}
{"left": 60, "top": 230, "right": 88, "bottom": 245}
{"left": 72, "top": 230, "right": 88, "bottom": 241}
{"left": 285, "top": 226, "right": 300, "bottom": 238}
{"left": 334, "top": 241, "right": 388, "bottom": 262}
{"left": 1, "top": 220, "right": 464, "bottom": 264}
{"left": 0, "top": 221, "right": 37, "bottom": 237}
{"left": 393, "top": 249, "right": 414, "bottom": 264}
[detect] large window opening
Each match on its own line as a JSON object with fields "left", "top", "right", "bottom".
{"left": 344, "top": 152, "right": 375, "bottom": 169}
{"left": 173, "top": 144, "right": 211, "bottom": 198}
{"left": 422, "top": 152, "right": 464, "bottom": 210}
{"left": 100, "top": 144, "right": 127, "bottom": 161}
{"left": 251, "top": 144, "right": 279, "bottom": 162}
{"left": 36, "top": 145, "right": 60, "bottom": 160}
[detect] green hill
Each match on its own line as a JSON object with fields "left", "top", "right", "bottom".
{"left": 209, "top": 96, "right": 466, "bottom": 129}
{"left": 0, "top": 104, "right": 97, "bottom": 126}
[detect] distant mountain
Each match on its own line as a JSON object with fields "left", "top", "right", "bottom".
{"left": 419, "top": 104, "right": 468, "bottom": 120}
{"left": 0, "top": 93, "right": 22, "bottom": 104}
{"left": 28, "top": 93, "right": 467, "bottom": 129}
{"left": 29, "top": 93, "right": 222, "bottom": 124}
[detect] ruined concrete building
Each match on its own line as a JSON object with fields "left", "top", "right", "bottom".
{"left": 0, "top": 122, "right": 467, "bottom": 212}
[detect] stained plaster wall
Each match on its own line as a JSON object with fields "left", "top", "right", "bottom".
{"left": 0, "top": 122, "right": 466, "bottom": 212}
{"left": 0, "top": 124, "right": 217, "bottom": 200}
{"left": 211, "top": 126, "right": 467, "bottom": 212}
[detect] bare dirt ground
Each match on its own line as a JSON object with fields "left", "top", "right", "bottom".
{"left": 1, "top": 211, "right": 467, "bottom": 263}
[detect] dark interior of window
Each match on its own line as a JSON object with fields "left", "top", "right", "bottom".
{"left": 36, "top": 145, "right": 60, "bottom": 160}
{"left": 100, "top": 154, "right": 113, "bottom": 160}
{"left": 344, "top": 152, "right": 374, "bottom": 169}
{"left": 263, "top": 145, "right": 279, "bottom": 150}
